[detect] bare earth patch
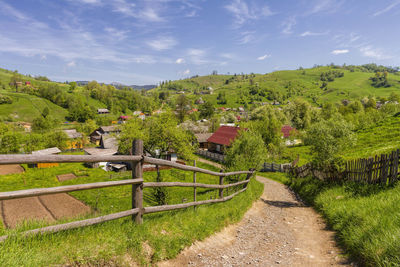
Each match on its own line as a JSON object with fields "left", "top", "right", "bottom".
{"left": 0, "top": 164, "right": 24, "bottom": 175}
{"left": 0, "top": 193, "right": 90, "bottom": 228}
{"left": 56, "top": 173, "right": 77, "bottom": 182}
{"left": 159, "top": 176, "right": 351, "bottom": 267}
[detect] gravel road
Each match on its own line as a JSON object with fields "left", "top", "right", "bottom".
{"left": 159, "top": 173, "right": 351, "bottom": 266}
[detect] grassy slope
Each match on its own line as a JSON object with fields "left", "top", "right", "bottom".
{"left": 153, "top": 67, "right": 400, "bottom": 108}
{"left": 289, "top": 176, "right": 400, "bottom": 266}
{"left": 0, "top": 159, "right": 263, "bottom": 266}
{"left": 0, "top": 68, "right": 108, "bottom": 122}
{"left": 283, "top": 115, "right": 400, "bottom": 164}
{"left": 0, "top": 90, "right": 69, "bottom": 122}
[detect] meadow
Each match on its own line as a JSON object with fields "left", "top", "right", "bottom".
{"left": 0, "top": 158, "right": 263, "bottom": 266}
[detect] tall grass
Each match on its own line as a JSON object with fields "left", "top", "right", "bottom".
{"left": 289, "top": 176, "right": 400, "bottom": 266}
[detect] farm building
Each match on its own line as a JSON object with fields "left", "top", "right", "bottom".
{"left": 29, "top": 147, "right": 61, "bottom": 168}
{"left": 207, "top": 126, "right": 242, "bottom": 154}
{"left": 89, "top": 126, "right": 120, "bottom": 145}
{"left": 195, "top": 133, "right": 212, "bottom": 149}
{"left": 97, "top": 108, "right": 110, "bottom": 114}
{"left": 83, "top": 147, "right": 118, "bottom": 169}
{"left": 63, "top": 129, "right": 84, "bottom": 149}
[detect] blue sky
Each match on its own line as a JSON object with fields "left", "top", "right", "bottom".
{"left": 0, "top": 0, "right": 399, "bottom": 85}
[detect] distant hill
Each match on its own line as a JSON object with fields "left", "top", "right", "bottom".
{"left": 152, "top": 64, "right": 400, "bottom": 108}
{"left": 75, "top": 81, "right": 156, "bottom": 90}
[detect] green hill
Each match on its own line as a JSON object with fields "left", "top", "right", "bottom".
{"left": 0, "top": 90, "right": 69, "bottom": 122}
{"left": 154, "top": 65, "right": 400, "bottom": 107}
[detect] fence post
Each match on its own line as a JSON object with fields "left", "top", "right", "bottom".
{"left": 132, "top": 139, "right": 143, "bottom": 224}
{"left": 219, "top": 169, "right": 224, "bottom": 199}
{"left": 193, "top": 160, "right": 197, "bottom": 210}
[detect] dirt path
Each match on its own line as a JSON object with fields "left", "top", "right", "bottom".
{"left": 159, "top": 174, "right": 350, "bottom": 266}
{"left": 196, "top": 157, "right": 223, "bottom": 169}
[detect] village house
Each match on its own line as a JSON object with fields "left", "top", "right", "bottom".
{"left": 97, "top": 108, "right": 110, "bottom": 114}
{"left": 29, "top": 147, "right": 61, "bottom": 168}
{"left": 195, "top": 97, "right": 205, "bottom": 105}
{"left": 89, "top": 126, "right": 120, "bottom": 145}
{"left": 207, "top": 126, "right": 242, "bottom": 154}
{"left": 63, "top": 129, "right": 83, "bottom": 149}
{"left": 195, "top": 133, "right": 213, "bottom": 149}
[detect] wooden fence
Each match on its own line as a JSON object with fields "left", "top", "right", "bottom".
{"left": 0, "top": 140, "right": 254, "bottom": 242}
{"left": 260, "top": 162, "right": 291, "bottom": 172}
{"left": 196, "top": 150, "right": 226, "bottom": 163}
{"left": 291, "top": 150, "right": 400, "bottom": 185}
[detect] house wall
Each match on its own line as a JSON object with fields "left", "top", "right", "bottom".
{"left": 37, "top": 163, "right": 59, "bottom": 168}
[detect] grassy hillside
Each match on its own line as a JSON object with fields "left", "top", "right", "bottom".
{"left": 283, "top": 114, "right": 400, "bottom": 165}
{"left": 0, "top": 90, "right": 69, "bottom": 122}
{"left": 154, "top": 66, "right": 400, "bottom": 108}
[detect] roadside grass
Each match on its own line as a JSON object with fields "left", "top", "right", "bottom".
{"left": 256, "top": 172, "right": 290, "bottom": 184}
{"left": 0, "top": 160, "right": 263, "bottom": 266}
{"left": 289, "top": 176, "right": 400, "bottom": 266}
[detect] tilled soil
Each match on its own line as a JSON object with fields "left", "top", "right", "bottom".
{"left": 0, "top": 164, "right": 24, "bottom": 175}
{"left": 1, "top": 193, "right": 90, "bottom": 228}
{"left": 56, "top": 173, "right": 77, "bottom": 182}
{"left": 159, "top": 175, "right": 351, "bottom": 267}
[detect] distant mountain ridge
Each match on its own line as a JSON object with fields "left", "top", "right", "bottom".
{"left": 76, "top": 81, "right": 155, "bottom": 90}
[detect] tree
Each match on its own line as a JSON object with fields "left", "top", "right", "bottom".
{"left": 304, "top": 118, "right": 355, "bottom": 166}
{"left": 118, "top": 112, "right": 195, "bottom": 205}
{"left": 46, "top": 131, "right": 68, "bottom": 150}
{"left": 199, "top": 101, "right": 214, "bottom": 118}
{"left": 175, "top": 94, "right": 190, "bottom": 123}
{"left": 225, "top": 130, "right": 267, "bottom": 171}
{"left": 285, "top": 98, "right": 311, "bottom": 129}
{"left": 42, "top": 107, "right": 50, "bottom": 118}
{"left": 389, "top": 92, "right": 400, "bottom": 103}
{"left": 69, "top": 81, "right": 77, "bottom": 92}
{"left": 321, "top": 103, "right": 337, "bottom": 120}
{"left": 0, "top": 132, "right": 23, "bottom": 153}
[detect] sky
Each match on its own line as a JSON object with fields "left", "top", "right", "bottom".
{"left": 0, "top": 0, "right": 399, "bottom": 85}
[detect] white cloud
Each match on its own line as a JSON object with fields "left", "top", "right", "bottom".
{"left": 220, "top": 53, "right": 235, "bottom": 59}
{"left": 225, "top": 0, "right": 274, "bottom": 26}
{"left": 186, "top": 48, "right": 208, "bottom": 65}
{"left": 282, "top": 17, "right": 296, "bottom": 35}
{"left": 141, "top": 8, "right": 164, "bottom": 22}
{"left": 176, "top": 58, "right": 185, "bottom": 64}
{"left": 300, "top": 31, "right": 328, "bottom": 37}
{"left": 359, "top": 46, "right": 391, "bottom": 60}
{"left": 331, "top": 49, "right": 349, "bottom": 55}
{"left": 41, "top": 55, "right": 47, "bottom": 60}
{"left": 147, "top": 36, "right": 177, "bottom": 51}
{"left": 67, "top": 61, "right": 76, "bottom": 67}
{"left": 238, "top": 31, "right": 255, "bottom": 44}
{"left": 112, "top": 0, "right": 136, "bottom": 17}
{"left": 373, "top": 0, "right": 400, "bottom": 16}
{"left": 104, "top": 27, "right": 129, "bottom": 40}
{"left": 308, "top": 0, "right": 345, "bottom": 15}
{"left": 182, "top": 69, "right": 190, "bottom": 75}
{"left": 257, "top": 54, "right": 271, "bottom": 60}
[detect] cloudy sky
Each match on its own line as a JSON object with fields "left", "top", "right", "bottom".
{"left": 0, "top": 0, "right": 399, "bottom": 85}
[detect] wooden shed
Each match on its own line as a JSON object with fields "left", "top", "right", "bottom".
{"left": 29, "top": 147, "right": 62, "bottom": 168}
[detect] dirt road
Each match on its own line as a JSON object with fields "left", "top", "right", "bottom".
{"left": 159, "top": 173, "right": 350, "bottom": 266}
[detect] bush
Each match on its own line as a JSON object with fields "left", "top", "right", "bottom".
{"left": 0, "top": 94, "right": 13, "bottom": 104}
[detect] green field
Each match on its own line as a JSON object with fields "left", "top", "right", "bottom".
{"left": 0, "top": 91, "right": 69, "bottom": 122}
{"left": 0, "top": 158, "right": 263, "bottom": 266}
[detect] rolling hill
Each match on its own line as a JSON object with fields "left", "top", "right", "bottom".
{"left": 153, "top": 65, "right": 400, "bottom": 107}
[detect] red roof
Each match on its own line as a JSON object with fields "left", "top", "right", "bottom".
{"left": 281, "top": 125, "right": 296, "bottom": 138}
{"left": 207, "top": 126, "right": 241, "bottom": 146}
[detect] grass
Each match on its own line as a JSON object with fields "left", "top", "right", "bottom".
{"left": 0, "top": 159, "right": 263, "bottom": 266}
{"left": 289, "top": 176, "right": 400, "bottom": 266}
{"left": 0, "top": 90, "right": 69, "bottom": 122}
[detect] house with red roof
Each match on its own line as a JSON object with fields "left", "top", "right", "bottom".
{"left": 281, "top": 125, "right": 296, "bottom": 138}
{"left": 207, "top": 126, "right": 242, "bottom": 154}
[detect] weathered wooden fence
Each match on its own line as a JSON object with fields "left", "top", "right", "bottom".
{"left": 0, "top": 140, "right": 254, "bottom": 242}
{"left": 260, "top": 162, "right": 291, "bottom": 172}
{"left": 196, "top": 149, "right": 225, "bottom": 163}
{"left": 291, "top": 150, "right": 400, "bottom": 185}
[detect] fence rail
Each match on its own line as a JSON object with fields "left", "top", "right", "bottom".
{"left": 0, "top": 140, "right": 254, "bottom": 242}
{"left": 291, "top": 149, "right": 400, "bottom": 185}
